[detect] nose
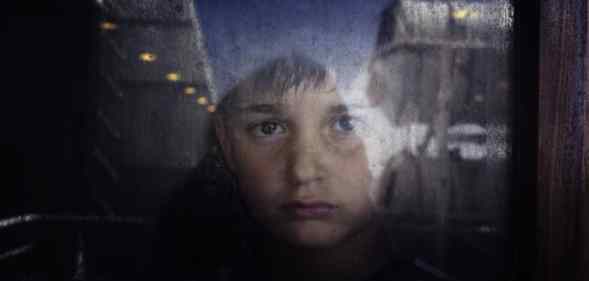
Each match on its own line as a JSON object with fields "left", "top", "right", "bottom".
{"left": 287, "top": 134, "right": 325, "bottom": 187}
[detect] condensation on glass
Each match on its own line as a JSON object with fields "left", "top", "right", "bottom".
{"left": 367, "top": 1, "right": 513, "bottom": 279}
{"left": 91, "top": 0, "right": 514, "bottom": 280}
{"left": 91, "top": 0, "right": 214, "bottom": 215}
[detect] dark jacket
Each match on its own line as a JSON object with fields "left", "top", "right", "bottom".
{"left": 148, "top": 153, "right": 455, "bottom": 281}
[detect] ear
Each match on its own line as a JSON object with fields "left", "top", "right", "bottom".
{"left": 214, "top": 116, "right": 237, "bottom": 173}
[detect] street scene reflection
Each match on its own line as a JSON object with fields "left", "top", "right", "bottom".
{"left": 0, "top": 1, "right": 515, "bottom": 280}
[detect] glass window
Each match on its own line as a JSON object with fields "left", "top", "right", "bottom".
{"left": 51, "top": 1, "right": 518, "bottom": 280}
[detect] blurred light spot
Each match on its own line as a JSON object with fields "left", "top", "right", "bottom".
{"left": 453, "top": 9, "right": 468, "bottom": 19}
{"left": 197, "top": 96, "right": 208, "bottom": 105}
{"left": 184, "top": 86, "right": 196, "bottom": 95}
{"left": 100, "top": 21, "right": 118, "bottom": 31}
{"left": 166, "top": 72, "right": 181, "bottom": 82}
{"left": 139, "top": 52, "right": 157, "bottom": 62}
{"left": 452, "top": 9, "right": 478, "bottom": 20}
{"left": 478, "top": 225, "right": 496, "bottom": 234}
{"left": 448, "top": 123, "right": 487, "bottom": 136}
{"left": 474, "top": 95, "right": 484, "bottom": 103}
{"left": 448, "top": 142, "right": 487, "bottom": 160}
{"left": 207, "top": 105, "right": 216, "bottom": 113}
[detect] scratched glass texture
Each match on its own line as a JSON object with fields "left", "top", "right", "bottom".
{"left": 81, "top": 1, "right": 516, "bottom": 280}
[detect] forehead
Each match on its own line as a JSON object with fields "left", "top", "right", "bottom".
{"left": 233, "top": 86, "right": 343, "bottom": 112}
{"left": 220, "top": 66, "right": 378, "bottom": 117}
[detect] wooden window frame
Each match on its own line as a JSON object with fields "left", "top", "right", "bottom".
{"left": 515, "top": 1, "right": 588, "bottom": 281}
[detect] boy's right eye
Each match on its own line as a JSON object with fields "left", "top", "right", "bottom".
{"left": 250, "top": 121, "right": 287, "bottom": 137}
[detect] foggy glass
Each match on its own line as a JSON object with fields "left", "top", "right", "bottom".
{"left": 89, "top": 0, "right": 514, "bottom": 280}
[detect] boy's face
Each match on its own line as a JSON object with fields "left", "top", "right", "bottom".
{"left": 217, "top": 85, "right": 398, "bottom": 248}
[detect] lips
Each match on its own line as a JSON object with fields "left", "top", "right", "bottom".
{"left": 281, "top": 201, "right": 337, "bottom": 219}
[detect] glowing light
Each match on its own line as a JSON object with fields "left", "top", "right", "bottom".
{"left": 207, "top": 105, "right": 216, "bottom": 113}
{"left": 166, "top": 72, "right": 181, "bottom": 82}
{"left": 452, "top": 9, "right": 478, "bottom": 20}
{"left": 197, "top": 96, "right": 208, "bottom": 105}
{"left": 184, "top": 86, "right": 196, "bottom": 95}
{"left": 139, "top": 52, "right": 157, "bottom": 62}
{"left": 100, "top": 21, "right": 118, "bottom": 31}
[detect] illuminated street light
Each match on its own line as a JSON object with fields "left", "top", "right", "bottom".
{"left": 166, "top": 72, "right": 181, "bottom": 82}
{"left": 100, "top": 21, "right": 118, "bottom": 31}
{"left": 197, "top": 96, "right": 208, "bottom": 105}
{"left": 452, "top": 9, "right": 479, "bottom": 20}
{"left": 184, "top": 86, "right": 196, "bottom": 95}
{"left": 207, "top": 105, "right": 216, "bottom": 113}
{"left": 139, "top": 52, "right": 157, "bottom": 62}
{"left": 453, "top": 9, "right": 468, "bottom": 20}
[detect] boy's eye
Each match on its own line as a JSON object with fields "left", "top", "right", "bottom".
{"left": 333, "top": 115, "right": 356, "bottom": 132}
{"left": 251, "top": 121, "right": 286, "bottom": 137}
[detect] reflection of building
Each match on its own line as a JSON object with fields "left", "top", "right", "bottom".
{"left": 374, "top": 1, "right": 513, "bottom": 280}
{"left": 407, "top": 122, "right": 509, "bottom": 160}
{"left": 88, "top": 0, "right": 213, "bottom": 216}
{"left": 376, "top": 0, "right": 512, "bottom": 219}
{"left": 82, "top": 0, "right": 215, "bottom": 278}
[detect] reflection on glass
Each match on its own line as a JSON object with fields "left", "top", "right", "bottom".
{"left": 197, "top": 96, "right": 208, "bottom": 105}
{"left": 99, "top": 21, "right": 118, "bottom": 31}
{"left": 184, "top": 86, "right": 197, "bottom": 95}
{"left": 139, "top": 52, "right": 158, "bottom": 63}
{"left": 91, "top": 1, "right": 515, "bottom": 280}
{"left": 165, "top": 72, "right": 181, "bottom": 82}
{"left": 364, "top": 2, "right": 513, "bottom": 279}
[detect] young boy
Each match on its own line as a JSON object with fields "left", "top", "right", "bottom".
{"left": 201, "top": 53, "right": 447, "bottom": 281}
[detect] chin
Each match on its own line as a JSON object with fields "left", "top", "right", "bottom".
{"left": 278, "top": 221, "right": 348, "bottom": 248}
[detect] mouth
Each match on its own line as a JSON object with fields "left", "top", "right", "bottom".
{"left": 281, "top": 201, "right": 337, "bottom": 219}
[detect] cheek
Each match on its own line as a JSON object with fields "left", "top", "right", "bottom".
{"left": 232, "top": 143, "right": 285, "bottom": 207}
{"left": 336, "top": 140, "right": 394, "bottom": 212}
{"left": 330, "top": 145, "right": 376, "bottom": 205}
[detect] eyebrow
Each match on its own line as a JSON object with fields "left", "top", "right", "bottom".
{"left": 328, "top": 103, "right": 369, "bottom": 114}
{"left": 327, "top": 104, "right": 350, "bottom": 115}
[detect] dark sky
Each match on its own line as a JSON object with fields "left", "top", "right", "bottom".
{"left": 194, "top": 0, "right": 394, "bottom": 96}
